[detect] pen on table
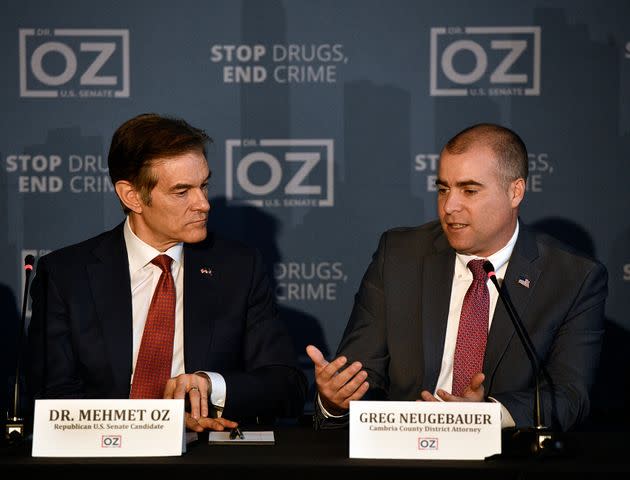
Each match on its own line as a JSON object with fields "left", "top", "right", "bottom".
{"left": 230, "top": 427, "right": 244, "bottom": 440}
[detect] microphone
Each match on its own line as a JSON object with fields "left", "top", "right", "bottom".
{"left": 5, "top": 255, "right": 35, "bottom": 444}
{"left": 482, "top": 260, "right": 564, "bottom": 456}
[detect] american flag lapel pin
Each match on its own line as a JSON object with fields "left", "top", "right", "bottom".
{"left": 517, "top": 274, "right": 530, "bottom": 288}
{"left": 200, "top": 267, "right": 213, "bottom": 276}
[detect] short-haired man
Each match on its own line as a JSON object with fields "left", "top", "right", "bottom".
{"left": 308, "top": 123, "right": 607, "bottom": 431}
{"left": 29, "top": 113, "right": 307, "bottom": 432}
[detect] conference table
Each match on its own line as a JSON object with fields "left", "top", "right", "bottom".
{"left": 2, "top": 419, "right": 628, "bottom": 478}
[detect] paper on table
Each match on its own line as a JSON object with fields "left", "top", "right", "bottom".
{"left": 208, "top": 431, "right": 275, "bottom": 445}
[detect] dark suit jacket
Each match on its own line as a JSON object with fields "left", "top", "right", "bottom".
{"left": 27, "top": 222, "right": 306, "bottom": 421}
{"left": 318, "top": 220, "right": 606, "bottom": 431}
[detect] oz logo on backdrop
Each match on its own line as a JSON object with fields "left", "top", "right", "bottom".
{"left": 226, "top": 139, "right": 334, "bottom": 208}
{"left": 19, "top": 28, "right": 130, "bottom": 98}
{"left": 430, "top": 26, "right": 541, "bottom": 96}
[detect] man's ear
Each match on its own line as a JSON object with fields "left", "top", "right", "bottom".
{"left": 115, "top": 181, "right": 143, "bottom": 213}
{"left": 510, "top": 178, "right": 526, "bottom": 208}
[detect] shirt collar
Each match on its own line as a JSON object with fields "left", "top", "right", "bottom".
{"left": 455, "top": 220, "right": 520, "bottom": 275}
{"left": 123, "top": 216, "right": 183, "bottom": 273}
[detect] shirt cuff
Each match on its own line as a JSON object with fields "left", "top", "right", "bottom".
{"left": 317, "top": 394, "right": 349, "bottom": 419}
{"left": 201, "top": 371, "right": 226, "bottom": 416}
{"left": 487, "top": 396, "right": 516, "bottom": 429}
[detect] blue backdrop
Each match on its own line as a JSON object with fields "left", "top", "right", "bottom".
{"left": 2, "top": 0, "right": 629, "bottom": 421}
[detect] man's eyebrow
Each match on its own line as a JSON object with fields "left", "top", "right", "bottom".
{"left": 169, "top": 175, "right": 211, "bottom": 192}
{"left": 435, "top": 179, "right": 484, "bottom": 187}
{"left": 169, "top": 183, "right": 193, "bottom": 191}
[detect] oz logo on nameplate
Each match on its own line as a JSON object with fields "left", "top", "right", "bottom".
{"left": 430, "top": 26, "right": 541, "bottom": 96}
{"left": 19, "top": 28, "right": 130, "bottom": 98}
{"left": 226, "top": 139, "right": 334, "bottom": 208}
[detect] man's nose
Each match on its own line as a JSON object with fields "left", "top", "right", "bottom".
{"left": 442, "top": 191, "right": 461, "bottom": 214}
{"left": 192, "top": 189, "right": 210, "bottom": 212}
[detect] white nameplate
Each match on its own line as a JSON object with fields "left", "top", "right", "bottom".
{"left": 32, "top": 399, "right": 185, "bottom": 457}
{"left": 349, "top": 400, "right": 501, "bottom": 460}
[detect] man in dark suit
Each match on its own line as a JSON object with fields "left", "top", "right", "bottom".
{"left": 28, "top": 113, "right": 306, "bottom": 432}
{"left": 307, "top": 123, "right": 607, "bottom": 431}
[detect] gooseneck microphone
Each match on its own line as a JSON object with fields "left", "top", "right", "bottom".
{"left": 482, "top": 260, "right": 562, "bottom": 456}
{"left": 5, "top": 255, "right": 35, "bottom": 443}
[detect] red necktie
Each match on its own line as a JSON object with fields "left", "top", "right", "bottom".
{"left": 130, "top": 255, "right": 175, "bottom": 399}
{"left": 452, "top": 259, "right": 490, "bottom": 396}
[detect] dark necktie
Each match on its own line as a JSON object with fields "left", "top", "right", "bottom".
{"left": 130, "top": 255, "right": 175, "bottom": 399}
{"left": 452, "top": 259, "right": 490, "bottom": 396}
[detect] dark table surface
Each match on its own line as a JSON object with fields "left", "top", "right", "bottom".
{"left": 2, "top": 421, "right": 629, "bottom": 478}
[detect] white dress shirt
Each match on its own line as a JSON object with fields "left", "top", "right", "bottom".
{"left": 123, "top": 217, "right": 226, "bottom": 411}
{"left": 434, "top": 221, "right": 519, "bottom": 428}
{"left": 435, "top": 222, "right": 518, "bottom": 392}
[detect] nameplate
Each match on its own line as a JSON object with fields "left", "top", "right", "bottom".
{"left": 349, "top": 400, "right": 501, "bottom": 460}
{"left": 32, "top": 399, "right": 185, "bottom": 457}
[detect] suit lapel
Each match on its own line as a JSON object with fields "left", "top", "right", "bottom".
{"left": 88, "top": 223, "right": 133, "bottom": 393}
{"left": 421, "top": 234, "right": 455, "bottom": 391}
{"left": 183, "top": 235, "right": 217, "bottom": 373}
{"left": 483, "top": 226, "right": 541, "bottom": 387}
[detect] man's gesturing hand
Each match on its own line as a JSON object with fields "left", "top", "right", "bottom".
{"left": 306, "top": 345, "right": 369, "bottom": 415}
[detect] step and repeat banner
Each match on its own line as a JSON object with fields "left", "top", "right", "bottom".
{"left": 2, "top": 0, "right": 629, "bottom": 416}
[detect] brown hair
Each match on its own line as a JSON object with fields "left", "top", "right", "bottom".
{"left": 444, "top": 123, "right": 528, "bottom": 187}
{"left": 108, "top": 113, "right": 211, "bottom": 213}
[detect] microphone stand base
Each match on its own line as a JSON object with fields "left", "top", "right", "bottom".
{"left": 4, "top": 416, "right": 25, "bottom": 444}
{"left": 503, "top": 426, "right": 567, "bottom": 458}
